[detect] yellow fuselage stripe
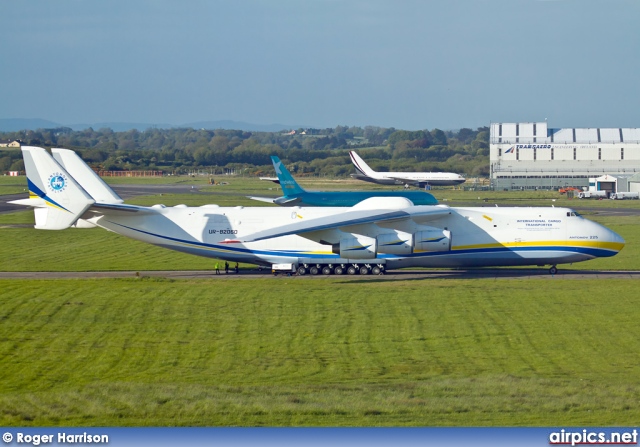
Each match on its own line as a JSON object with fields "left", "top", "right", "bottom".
{"left": 453, "top": 240, "right": 624, "bottom": 251}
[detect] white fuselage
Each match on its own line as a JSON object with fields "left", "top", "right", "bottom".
{"left": 87, "top": 204, "right": 624, "bottom": 269}
{"left": 351, "top": 172, "right": 466, "bottom": 186}
{"left": 349, "top": 151, "right": 466, "bottom": 186}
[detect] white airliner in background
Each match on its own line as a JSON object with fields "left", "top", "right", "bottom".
{"left": 11, "top": 147, "right": 624, "bottom": 276}
{"left": 349, "top": 151, "right": 466, "bottom": 187}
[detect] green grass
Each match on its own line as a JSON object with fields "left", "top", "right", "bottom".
{"left": 0, "top": 175, "right": 28, "bottom": 195}
{"left": 0, "top": 210, "right": 33, "bottom": 225}
{"left": 126, "top": 192, "right": 276, "bottom": 208}
{"left": 101, "top": 176, "right": 208, "bottom": 185}
{"left": 0, "top": 226, "right": 215, "bottom": 271}
{"left": 1, "top": 278, "right": 639, "bottom": 426}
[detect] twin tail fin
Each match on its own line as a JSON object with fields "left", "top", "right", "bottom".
{"left": 10, "top": 146, "right": 97, "bottom": 230}
{"left": 51, "top": 148, "right": 123, "bottom": 204}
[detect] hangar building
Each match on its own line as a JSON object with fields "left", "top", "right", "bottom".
{"left": 490, "top": 122, "right": 640, "bottom": 190}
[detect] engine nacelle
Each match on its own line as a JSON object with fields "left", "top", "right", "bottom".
{"left": 414, "top": 229, "right": 451, "bottom": 252}
{"left": 377, "top": 231, "right": 413, "bottom": 255}
{"left": 337, "top": 235, "right": 377, "bottom": 259}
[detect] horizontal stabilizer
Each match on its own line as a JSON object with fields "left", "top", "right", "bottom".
{"left": 247, "top": 196, "right": 276, "bottom": 204}
{"left": 8, "top": 197, "right": 47, "bottom": 207}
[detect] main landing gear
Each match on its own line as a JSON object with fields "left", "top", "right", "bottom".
{"left": 549, "top": 265, "right": 558, "bottom": 275}
{"left": 297, "top": 263, "right": 385, "bottom": 276}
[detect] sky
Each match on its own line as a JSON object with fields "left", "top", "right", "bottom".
{"left": 1, "top": 0, "right": 639, "bottom": 131}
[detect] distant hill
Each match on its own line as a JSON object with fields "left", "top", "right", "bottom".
{"left": 0, "top": 118, "right": 304, "bottom": 133}
{"left": 67, "top": 122, "right": 174, "bottom": 132}
{"left": 182, "top": 120, "right": 301, "bottom": 132}
{"left": 0, "top": 118, "right": 62, "bottom": 132}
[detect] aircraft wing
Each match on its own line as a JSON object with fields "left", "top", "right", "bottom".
{"left": 388, "top": 176, "right": 420, "bottom": 185}
{"left": 235, "top": 206, "right": 451, "bottom": 243}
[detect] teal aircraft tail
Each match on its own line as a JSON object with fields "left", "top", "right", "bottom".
{"left": 271, "top": 156, "right": 305, "bottom": 196}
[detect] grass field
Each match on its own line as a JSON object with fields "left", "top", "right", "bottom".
{"left": 2, "top": 176, "right": 640, "bottom": 427}
{"left": 1, "top": 278, "right": 639, "bottom": 426}
{"left": 0, "top": 175, "right": 28, "bottom": 195}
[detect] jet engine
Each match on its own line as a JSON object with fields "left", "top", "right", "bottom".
{"left": 414, "top": 229, "right": 451, "bottom": 252}
{"left": 335, "top": 235, "right": 378, "bottom": 259}
{"left": 377, "top": 231, "right": 413, "bottom": 255}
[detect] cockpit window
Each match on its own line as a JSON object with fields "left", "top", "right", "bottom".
{"left": 566, "top": 211, "right": 581, "bottom": 217}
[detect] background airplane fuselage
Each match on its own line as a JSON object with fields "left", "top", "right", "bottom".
{"left": 351, "top": 173, "right": 466, "bottom": 186}
{"left": 89, "top": 204, "right": 623, "bottom": 269}
{"left": 276, "top": 190, "right": 438, "bottom": 207}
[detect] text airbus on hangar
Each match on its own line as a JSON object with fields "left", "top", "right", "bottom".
{"left": 490, "top": 122, "right": 640, "bottom": 190}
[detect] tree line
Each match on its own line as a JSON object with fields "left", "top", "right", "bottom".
{"left": 0, "top": 125, "right": 489, "bottom": 177}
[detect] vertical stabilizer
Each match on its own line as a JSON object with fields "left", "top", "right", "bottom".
{"left": 20, "top": 146, "right": 95, "bottom": 230}
{"left": 52, "top": 148, "right": 123, "bottom": 204}
{"left": 349, "top": 151, "right": 379, "bottom": 177}
{"left": 271, "top": 156, "right": 305, "bottom": 196}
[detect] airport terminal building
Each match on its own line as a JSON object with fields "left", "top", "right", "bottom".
{"left": 490, "top": 122, "right": 640, "bottom": 191}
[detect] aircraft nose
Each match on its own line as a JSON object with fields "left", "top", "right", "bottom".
{"left": 602, "top": 226, "right": 625, "bottom": 254}
{"left": 611, "top": 228, "right": 625, "bottom": 247}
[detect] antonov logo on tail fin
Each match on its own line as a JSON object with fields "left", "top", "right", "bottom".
{"left": 48, "top": 172, "right": 68, "bottom": 193}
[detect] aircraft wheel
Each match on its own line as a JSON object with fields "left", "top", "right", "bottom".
{"left": 549, "top": 265, "right": 558, "bottom": 275}
{"left": 371, "top": 266, "right": 381, "bottom": 275}
{"left": 309, "top": 266, "right": 319, "bottom": 275}
{"left": 334, "top": 266, "right": 344, "bottom": 275}
{"left": 322, "top": 266, "right": 332, "bottom": 275}
{"left": 347, "top": 266, "right": 357, "bottom": 275}
{"left": 297, "top": 266, "right": 307, "bottom": 275}
{"left": 359, "top": 266, "right": 370, "bottom": 275}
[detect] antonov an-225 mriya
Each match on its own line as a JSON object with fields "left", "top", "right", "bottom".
{"left": 11, "top": 147, "right": 624, "bottom": 276}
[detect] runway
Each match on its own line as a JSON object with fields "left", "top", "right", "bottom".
{"left": 1, "top": 268, "right": 639, "bottom": 280}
